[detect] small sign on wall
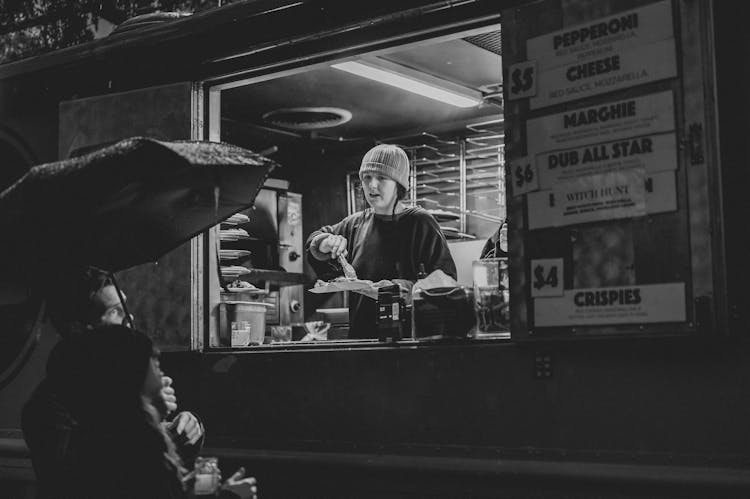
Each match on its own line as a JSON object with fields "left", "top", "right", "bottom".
{"left": 510, "top": 156, "right": 539, "bottom": 196}
{"left": 530, "top": 258, "right": 564, "bottom": 297}
{"left": 534, "top": 282, "right": 687, "bottom": 327}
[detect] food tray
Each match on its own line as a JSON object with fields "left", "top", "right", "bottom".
{"left": 220, "top": 265, "right": 252, "bottom": 278}
{"left": 427, "top": 209, "right": 460, "bottom": 222}
{"left": 219, "top": 249, "right": 252, "bottom": 261}
{"left": 221, "top": 213, "right": 250, "bottom": 226}
{"left": 219, "top": 228, "right": 250, "bottom": 241}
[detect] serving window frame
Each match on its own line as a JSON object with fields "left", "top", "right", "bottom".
{"left": 198, "top": 0, "right": 725, "bottom": 351}
{"left": 201, "top": 12, "right": 506, "bottom": 349}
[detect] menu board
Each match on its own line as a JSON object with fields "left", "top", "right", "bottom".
{"left": 508, "top": 0, "right": 677, "bottom": 109}
{"left": 503, "top": 0, "right": 692, "bottom": 334}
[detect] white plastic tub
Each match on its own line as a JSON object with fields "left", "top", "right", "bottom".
{"left": 218, "top": 301, "right": 271, "bottom": 346}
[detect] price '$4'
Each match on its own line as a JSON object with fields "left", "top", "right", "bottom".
{"left": 533, "top": 265, "right": 558, "bottom": 290}
{"left": 530, "top": 258, "right": 564, "bottom": 298}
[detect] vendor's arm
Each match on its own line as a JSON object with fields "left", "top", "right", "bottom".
{"left": 306, "top": 215, "right": 359, "bottom": 280}
{"left": 309, "top": 233, "right": 348, "bottom": 261}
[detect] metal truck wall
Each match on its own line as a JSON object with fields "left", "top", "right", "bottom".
{"left": 194, "top": 339, "right": 750, "bottom": 459}
{"left": 181, "top": 336, "right": 750, "bottom": 496}
{"left": 3, "top": 0, "right": 749, "bottom": 497}
{"left": 179, "top": 0, "right": 747, "bottom": 495}
{"left": 58, "top": 83, "right": 199, "bottom": 351}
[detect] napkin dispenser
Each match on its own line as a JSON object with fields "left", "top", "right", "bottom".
{"left": 412, "top": 286, "right": 475, "bottom": 340}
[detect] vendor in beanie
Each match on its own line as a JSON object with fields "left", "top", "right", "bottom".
{"left": 306, "top": 144, "right": 456, "bottom": 339}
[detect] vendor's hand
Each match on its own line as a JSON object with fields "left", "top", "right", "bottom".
{"left": 318, "top": 234, "right": 348, "bottom": 259}
{"left": 170, "top": 411, "right": 203, "bottom": 445}
{"left": 372, "top": 279, "right": 394, "bottom": 288}
{"left": 221, "top": 467, "right": 258, "bottom": 499}
{"left": 160, "top": 376, "right": 178, "bottom": 415}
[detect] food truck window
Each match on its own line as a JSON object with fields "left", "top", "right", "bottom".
{"left": 205, "top": 0, "right": 722, "bottom": 348}
{"left": 206, "top": 25, "right": 505, "bottom": 347}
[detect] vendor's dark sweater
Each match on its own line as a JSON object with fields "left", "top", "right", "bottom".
{"left": 306, "top": 207, "right": 456, "bottom": 339}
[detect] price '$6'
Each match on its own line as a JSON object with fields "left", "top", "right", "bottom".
{"left": 509, "top": 157, "right": 538, "bottom": 196}
{"left": 515, "top": 163, "right": 534, "bottom": 189}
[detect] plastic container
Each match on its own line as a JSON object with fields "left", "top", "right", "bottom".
{"left": 412, "top": 286, "right": 475, "bottom": 340}
{"left": 218, "top": 301, "right": 270, "bottom": 346}
{"left": 472, "top": 257, "right": 509, "bottom": 335}
{"left": 193, "top": 456, "right": 220, "bottom": 495}
{"left": 376, "top": 284, "right": 407, "bottom": 341}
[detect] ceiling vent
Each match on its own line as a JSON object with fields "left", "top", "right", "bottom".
{"left": 262, "top": 107, "right": 352, "bottom": 130}
{"left": 464, "top": 30, "right": 502, "bottom": 56}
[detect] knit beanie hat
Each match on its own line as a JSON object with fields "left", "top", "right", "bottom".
{"left": 359, "top": 144, "right": 410, "bottom": 190}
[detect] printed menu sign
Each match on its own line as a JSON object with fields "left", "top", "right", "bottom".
{"left": 530, "top": 39, "right": 676, "bottom": 109}
{"left": 534, "top": 282, "right": 686, "bottom": 326}
{"left": 525, "top": 0, "right": 676, "bottom": 108}
{"left": 536, "top": 133, "right": 677, "bottom": 189}
{"left": 527, "top": 0, "right": 674, "bottom": 68}
{"left": 502, "top": 0, "right": 693, "bottom": 333}
{"left": 527, "top": 169, "right": 676, "bottom": 229}
{"left": 526, "top": 90, "right": 675, "bottom": 157}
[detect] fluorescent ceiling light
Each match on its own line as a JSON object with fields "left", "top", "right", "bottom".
{"left": 331, "top": 59, "right": 482, "bottom": 108}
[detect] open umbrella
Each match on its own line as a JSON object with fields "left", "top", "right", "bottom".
{"left": 0, "top": 136, "right": 277, "bottom": 272}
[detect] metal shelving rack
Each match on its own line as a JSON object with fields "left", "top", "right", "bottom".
{"left": 394, "top": 116, "right": 505, "bottom": 241}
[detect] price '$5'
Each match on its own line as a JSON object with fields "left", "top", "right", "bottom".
{"left": 507, "top": 60, "right": 537, "bottom": 100}
{"left": 511, "top": 66, "right": 534, "bottom": 95}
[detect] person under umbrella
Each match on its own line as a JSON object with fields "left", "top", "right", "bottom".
{"left": 22, "top": 267, "right": 204, "bottom": 496}
{"left": 39, "top": 325, "right": 256, "bottom": 498}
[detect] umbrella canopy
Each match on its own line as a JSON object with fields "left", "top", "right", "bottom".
{"left": 0, "top": 137, "right": 277, "bottom": 272}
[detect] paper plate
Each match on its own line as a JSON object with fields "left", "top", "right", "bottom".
{"left": 309, "top": 279, "right": 373, "bottom": 294}
{"left": 219, "top": 249, "right": 252, "bottom": 260}
{"left": 427, "top": 209, "right": 460, "bottom": 222}
{"left": 220, "top": 265, "right": 252, "bottom": 277}
{"left": 226, "top": 287, "right": 263, "bottom": 293}
{"left": 219, "top": 228, "right": 250, "bottom": 241}
{"left": 221, "top": 213, "right": 250, "bottom": 226}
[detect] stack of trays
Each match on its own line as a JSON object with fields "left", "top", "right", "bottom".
{"left": 221, "top": 213, "right": 250, "bottom": 226}
{"left": 439, "top": 226, "right": 460, "bottom": 239}
{"left": 219, "top": 249, "right": 251, "bottom": 261}
{"left": 427, "top": 209, "right": 460, "bottom": 222}
{"left": 220, "top": 265, "right": 252, "bottom": 279}
{"left": 219, "top": 228, "right": 250, "bottom": 241}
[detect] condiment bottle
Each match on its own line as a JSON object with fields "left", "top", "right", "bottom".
{"left": 410, "top": 263, "right": 427, "bottom": 339}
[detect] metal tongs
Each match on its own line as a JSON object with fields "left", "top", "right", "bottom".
{"left": 338, "top": 253, "right": 358, "bottom": 280}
